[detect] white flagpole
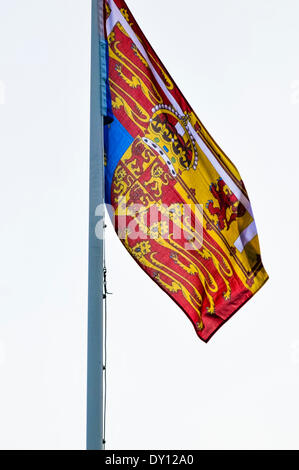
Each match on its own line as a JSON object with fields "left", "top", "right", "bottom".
{"left": 86, "top": 0, "right": 105, "bottom": 451}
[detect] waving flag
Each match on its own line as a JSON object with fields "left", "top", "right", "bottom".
{"left": 103, "top": 0, "right": 268, "bottom": 341}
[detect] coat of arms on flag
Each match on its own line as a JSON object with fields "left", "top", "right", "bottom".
{"left": 103, "top": 0, "right": 269, "bottom": 341}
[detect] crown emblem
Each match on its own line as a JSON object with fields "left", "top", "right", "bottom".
{"left": 142, "top": 104, "right": 199, "bottom": 176}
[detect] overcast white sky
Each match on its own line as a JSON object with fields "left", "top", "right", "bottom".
{"left": 0, "top": 0, "right": 299, "bottom": 450}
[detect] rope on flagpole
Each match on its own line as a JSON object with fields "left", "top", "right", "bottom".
{"left": 97, "top": 0, "right": 113, "bottom": 448}
{"left": 103, "top": 227, "right": 113, "bottom": 449}
{"left": 98, "top": 0, "right": 113, "bottom": 449}
{"left": 102, "top": 222, "right": 113, "bottom": 449}
{"left": 102, "top": 245, "right": 108, "bottom": 448}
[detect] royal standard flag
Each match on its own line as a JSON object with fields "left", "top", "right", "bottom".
{"left": 103, "top": 0, "right": 268, "bottom": 342}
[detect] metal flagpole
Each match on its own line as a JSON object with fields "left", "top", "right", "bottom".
{"left": 86, "top": 0, "right": 105, "bottom": 451}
